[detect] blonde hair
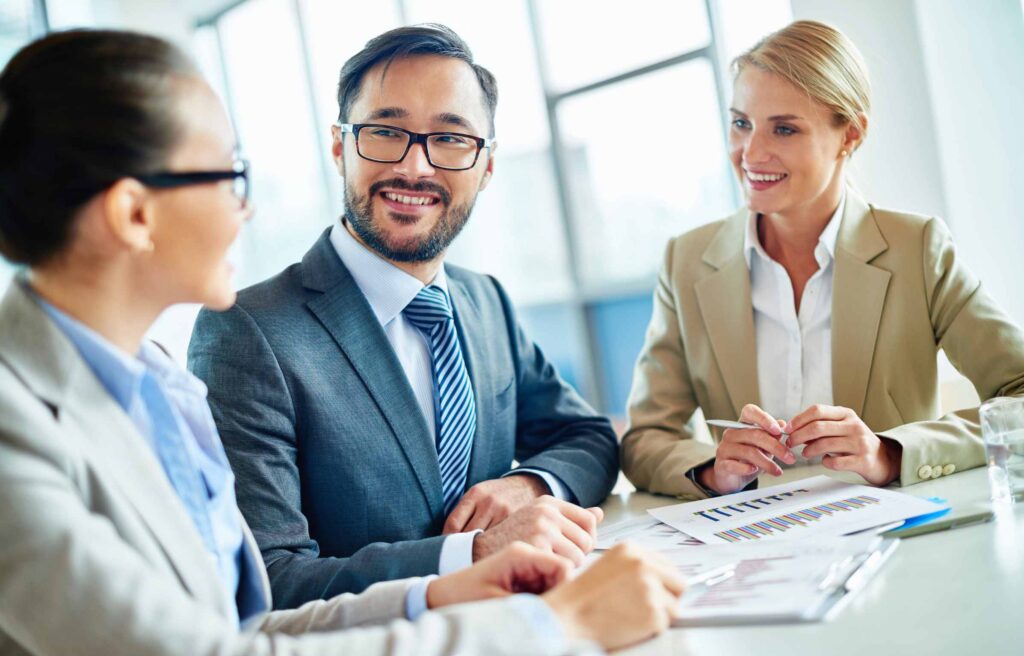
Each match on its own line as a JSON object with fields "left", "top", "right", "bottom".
{"left": 733, "top": 20, "right": 871, "bottom": 146}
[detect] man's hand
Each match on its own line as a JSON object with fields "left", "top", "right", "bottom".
{"left": 701, "top": 403, "right": 794, "bottom": 495}
{"left": 542, "top": 543, "right": 685, "bottom": 651}
{"left": 426, "top": 542, "right": 572, "bottom": 609}
{"left": 786, "top": 404, "right": 903, "bottom": 486}
{"left": 444, "top": 475, "right": 549, "bottom": 534}
{"left": 471, "top": 496, "right": 603, "bottom": 566}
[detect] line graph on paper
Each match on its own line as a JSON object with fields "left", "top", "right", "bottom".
{"left": 714, "top": 495, "right": 880, "bottom": 542}
{"left": 648, "top": 476, "right": 944, "bottom": 544}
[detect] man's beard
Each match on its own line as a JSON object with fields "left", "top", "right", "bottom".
{"left": 344, "top": 178, "right": 476, "bottom": 263}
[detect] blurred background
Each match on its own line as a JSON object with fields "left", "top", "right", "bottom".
{"left": 2, "top": 0, "right": 1022, "bottom": 424}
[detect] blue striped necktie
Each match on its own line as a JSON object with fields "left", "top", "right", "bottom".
{"left": 403, "top": 285, "right": 477, "bottom": 515}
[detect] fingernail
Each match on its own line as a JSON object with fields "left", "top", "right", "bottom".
{"left": 784, "top": 452, "right": 796, "bottom": 464}
{"left": 768, "top": 424, "right": 781, "bottom": 436}
{"left": 783, "top": 422, "right": 793, "bottom": 433}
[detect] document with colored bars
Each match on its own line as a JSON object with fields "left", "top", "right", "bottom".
{"left": 648, "top": 475, "right": 943, "bottom": 545}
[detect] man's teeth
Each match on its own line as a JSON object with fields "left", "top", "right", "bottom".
{"left": 384, "top": 192, "right": 435, "bottom": 205}
{"left": 747, "top": 171, "right": 787, "bottom": 182}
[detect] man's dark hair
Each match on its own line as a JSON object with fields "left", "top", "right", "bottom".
{"left": 0, "top": 29, "right": 198, "bottom": 266}
{"left": 336, "top": 23, "right": 498, "bottom": 137}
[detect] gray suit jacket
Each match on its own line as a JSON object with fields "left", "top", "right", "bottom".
{"left": 188, "top": 229, "right": 618, "bottom": 608}
{"left": 0, "top": 280, "right": 582, "bottom": 656}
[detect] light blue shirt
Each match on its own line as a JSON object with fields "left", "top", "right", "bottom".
{"left": 33, "top": 291, "right": 248, "bottom": 627}
{"left": 330, "top": 221, "right": 571, "bottom": 621}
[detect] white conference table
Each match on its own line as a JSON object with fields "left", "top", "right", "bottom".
{"left": 602, "top": 466, "right": 1024, "bottom": 656}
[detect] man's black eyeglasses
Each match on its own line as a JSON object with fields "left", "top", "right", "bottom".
{"left": 337, "top": 123, "right": 493, "bottom": 171}
{"left": 137, "top": 158, "right": 250, "bottom": 207}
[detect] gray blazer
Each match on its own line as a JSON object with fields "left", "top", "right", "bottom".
{"left": 0, "top": 280, "right": 578, "bottom": 656}
{"left": 188, "top": 229, "right": 619, "bottom": 608}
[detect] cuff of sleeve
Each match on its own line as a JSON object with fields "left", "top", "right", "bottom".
{"left": 503, "top": 468, "right": 572, "bottom": 502}
{"left": 404, "top": 575, "right": 438, "bottom": 621}
{"left": 503, "top": 594, "right": 571, "bottom": 654}
{"left": 438, "top": 530, "right": 482, "bottom": 575}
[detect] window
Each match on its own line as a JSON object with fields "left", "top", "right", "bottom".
{"left": 194, "top": 0, "right": 793, "bottom": 416}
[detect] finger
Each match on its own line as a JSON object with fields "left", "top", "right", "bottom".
{"left": 548, "top": 500, "right": 600, "bottom": 537}
{"left": 801, "top": 436, "right": 858, "bottom": 460}
{"left": 717, "top": 457, "right": 758, "bottom": 477}
{"left": 786, "top": 420, "right": 849, "bottom": 447}
{"left": 643, "top": 554, "right": 687, "bottom": 597}
{"left": 443, "top": 497, "right": 477, "bottom": 534}
{"left": 822, "top": 454, "right": 860, "bottom": 471}
{"left": 726, "top": 429, "right": 795, "bottom": 463}
{"left": 462, "top": 506, "right": 498, "bottom": 532}
{"left": 786, "top": 404, "right": 851, "bottom": 433}
{"left": 738, "top": 403, "right": 782, "bottom": 435}
{"left": 549, "top": 535, "right": 586, "bottom": 566}
{"left": 719, "top": 443, "right": 783, "bottom": 476}
{"left": 588, "top": 506, "right": 604, "bottom": 524}
{"left": 553, "top": 512, "right": 595, "bottom": 554}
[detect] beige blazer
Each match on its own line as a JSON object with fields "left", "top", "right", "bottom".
{"left": 0, "top": 281, "right": 576, "bottom": 656}
{"left": 622, "top": 191, "right": 1024, "bottom": 499}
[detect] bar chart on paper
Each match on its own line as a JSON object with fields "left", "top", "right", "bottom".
{"left": 648, "top": 476, "right": 943, "bottom": 544}
{"left": 713, "top": 494, "right": 880, "bottom": 543}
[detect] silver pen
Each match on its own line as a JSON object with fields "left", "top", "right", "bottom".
{"left": 706, "top": 419, "right": 790, "bottom": 444}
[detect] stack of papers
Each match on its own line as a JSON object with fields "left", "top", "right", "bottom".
{"left": 594, "top": 475, "right": 946, "bottom": 625}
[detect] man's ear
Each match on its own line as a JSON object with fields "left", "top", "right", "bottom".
{"left": 478, "top": 141, "right": 497, "bottom": 192}
{"left": 101, "top": 178, "right": 156, "bottom": 254}
{"left": 331, "top": 123, "right": 346, "bottom": 177}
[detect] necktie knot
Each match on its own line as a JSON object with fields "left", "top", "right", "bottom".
{"left": 404, "top": 285, "right": 453, "bottom": 330}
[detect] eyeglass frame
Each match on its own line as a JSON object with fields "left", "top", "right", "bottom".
{"left": 136, "top": 158, "right": 251, "bottom": 207}
{"left": 336, "top": 123, "right": 494, "bottom": 171}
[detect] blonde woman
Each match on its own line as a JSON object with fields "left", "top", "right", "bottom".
{"left": 622, "top": 20, "right": 1024, "bottom": 498}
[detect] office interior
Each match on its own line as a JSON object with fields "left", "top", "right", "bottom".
{"left": 2, "top": 0, "right": 1022, "bottom": 427}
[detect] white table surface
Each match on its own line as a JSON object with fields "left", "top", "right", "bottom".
{"left": 602, "top": 466, "right": 1024, "bottom": 656}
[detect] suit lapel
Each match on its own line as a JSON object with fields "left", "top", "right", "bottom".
{"left": 0, "top": 282, "right": 227, "bottom": 613}
{"left": 447, "top": 276, "right": 495, "bottom": 486}
{"left": 695, "top": 210, "right": 760, "bottom": 417}
{"left": 301, "top": 231, "right": 444, "bottom": 517}
{"left": 831, "top": 193, "right": 891, "bottom": 416}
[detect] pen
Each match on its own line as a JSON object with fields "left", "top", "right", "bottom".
{"left": 686, "top": 562, "right": 737, "bottom": 588}
{"left": 706, "top": 419, "right": 790, "bottom": 445}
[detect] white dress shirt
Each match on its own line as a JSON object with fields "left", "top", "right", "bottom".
{"left": 329, "top": 222, "right": 567, "bottom": 610}
{"left": 744, "top": 195, "right": 845, "bottom": 462}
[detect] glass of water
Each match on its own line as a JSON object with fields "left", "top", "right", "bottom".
{"left": 981, "top": 397, "right": 1024, "bottom": 503}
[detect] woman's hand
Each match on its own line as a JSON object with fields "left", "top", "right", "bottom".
{"left": 785, "top": 404, "right": 903, "bottom": 486}
{"left": 426, "top": 542, "right": 572, "bottom": 609}
{"left": 700, "top": 404, "right": 795, "bottom": 495}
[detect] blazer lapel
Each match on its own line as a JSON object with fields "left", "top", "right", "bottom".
{"left": 831, "top": 192, "right": 891, "bottom": 416}
{"left": 447, "top": 276, "right": 495, "bottom": 486}
{"left": 0, "top": 283, "right": 227, "bottom": 613}
{"left": 695, "top": 210, "right": 760, "bottom": 417}
{"left": 301, "top": 231, "right": 444, "bottom": 517}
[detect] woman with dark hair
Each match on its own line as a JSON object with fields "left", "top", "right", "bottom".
{"left": 0, "top": 29, "right": 683, "bottom": 656}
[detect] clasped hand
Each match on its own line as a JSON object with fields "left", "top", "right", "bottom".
{"left": 702, "top": 403, "right": 903, "bottom": 495}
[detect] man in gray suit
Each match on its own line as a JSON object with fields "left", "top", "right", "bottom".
{"left": 188, "top": 24, "right": 619, "bottom": 609}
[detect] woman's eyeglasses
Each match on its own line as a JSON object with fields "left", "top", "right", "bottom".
{"left": 137, "top": 158, "right": 250, "bottom": 208}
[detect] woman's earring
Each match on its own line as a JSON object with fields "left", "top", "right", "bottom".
{"left": 840, "top": 149, "right": 849, "bottom": 157}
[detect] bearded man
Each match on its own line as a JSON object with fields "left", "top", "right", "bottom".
{"left": 187, "top": 24, "right": 618, "bottom": 610}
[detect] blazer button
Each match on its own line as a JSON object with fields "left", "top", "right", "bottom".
{"left": 931, "top": 467, "right": 943, "bottom": 479}
{"left": 942, "top": 464, "right": 956, "bottom": 476}
{"left": 918, "top": 464, "right": 933, "bottom": 480}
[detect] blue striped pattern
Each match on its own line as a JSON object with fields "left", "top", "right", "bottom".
{"left": 404, "top": 285, "right": 476, "bottom": 515}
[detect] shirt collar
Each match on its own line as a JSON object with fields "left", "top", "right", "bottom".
{"left": 27, "top": 285, "right": 208, "bottom": 410}
{"left": 329, "top": 219, "right": 450, "bottom": 326}
{"left": 743, "top": 191, "right": 846, "bottom": 270}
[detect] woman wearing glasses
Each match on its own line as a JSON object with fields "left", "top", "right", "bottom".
{"left": 622, "top": 20, "right": 1024, "bottom": 498}
{"left": 0, "top": 30, "right": 684, "bottom": 655}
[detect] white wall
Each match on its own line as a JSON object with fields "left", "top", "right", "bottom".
{"left": 790, "top": 0, "right": 1024, "bottom": 328}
